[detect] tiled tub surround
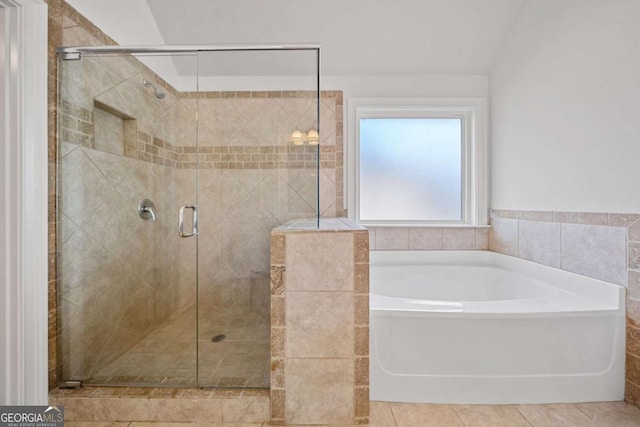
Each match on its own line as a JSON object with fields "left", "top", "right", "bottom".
{"left": 368, "top": 226, "right": 490, "bottom": 251}
{"left": 52, "top": 0, "right": 345, "bottom": 388}
{"left": 489, "top": 209, "right": 640, "bottom": 405}
{"left": 270, "top": 219, "right": 370, "bottom": 425}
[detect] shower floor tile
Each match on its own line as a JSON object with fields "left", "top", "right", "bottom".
{"left": 92, "top": 296, "right": 269, "bottom": 388}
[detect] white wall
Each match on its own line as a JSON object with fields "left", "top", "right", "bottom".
{"left": 490, "top": 0, "right": 640, "bottom": 213}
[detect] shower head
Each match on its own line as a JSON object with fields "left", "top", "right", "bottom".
{"left": 142, "top": 78, "right": 165, "bottom": 99}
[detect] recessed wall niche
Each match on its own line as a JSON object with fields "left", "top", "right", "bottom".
{"left": 92, "top": 99, "right": 137, "bottom": 157}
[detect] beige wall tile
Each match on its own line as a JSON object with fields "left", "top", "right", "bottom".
{"left": 518, "top": 220, "right": 561, "bottom": 268}
{"left": 270, "top": 358, "right": 285, "bottom": 389}
{"left": 53, "top": 397, "right": 95, "bottom": 421}
{"left": 354, "top": 231, "right": 370, "bottom": 262}
{"left": 516, "top": 404, "right": 597, "bottom": 426}
{"left": 409, "top": 228, "right": 443, "bottom": 250}
{"left": 631, "top": 242, "right": 640, "bottom": 270}
{"left": 389, "top": 403, "right": 463, "bottom": 427}
{"left": 271, "top": 327, "right": 285, "bottom": 358}
{"left": 355, "top": 357, "right": 369, "bottom": 387}
{"left": 221, "top": 398, "right": 270, "bottom": 423}
{"left": 271, "top": 296, "right": 285, "bottom": 327}
{"left": 286, "top": 291, "right": 354, "bottom": 358}
{"left": 355, "top": 294, "right": 369, "bottom": 326}
{"left": 355, "top": 326, "right": 369, "bottom": 357}
{"left": 355, "top": 387, "right": 369, "bottom": 418}
{"left": 286, "top": 233, "right": 354, "bottom": 291}
{"left": 561, "top": 223, "right": 626, "bottom": 285}
{"left": 375, "top": 228, "right": 409, "bottom": 250}
{"left": 271, "top": 233, "right": 285, "bottom": 265}
{"left": 629, "top": 326, "right": 640, "bottom": 356}
{"left": 154, "top": 399, "right": 203, "bottom": 422}
{"left": 629, "top": 298, "right": 640, "bottom": 328}
{"left": 368, "top": 227, "right": 377, "bottom": 250}
{"left": 553, "top": 211, "right": 578, "bottom": 223}
{"left": 443, "top": 228, "right": 475, "bottom": 250}
{"left": 577, "top": 212, "right": 609, "bottom": 226}
{"left": 516, "top": 211, "right": 553, "bottom": 222}
{"left": 476, "top": 228, "right": 489, "bottom": 250}
{"left": 629, "top": 270, "right": 640, "bottom": 300}
{"left": 627, "top": 353, "right": 640, "bottom": 385}
{"left": 489, "top": 217, "right": 518, "bottom": 256}
{"left": 270, "top": 389, "right": 286, "bottom": 421}
{"left": 626, "top": 380, "right": 640, "bottom": 406}
{"left": 609, "top": 214, "right": 640, "bottom": 228}
{"left": 93, "top": 107, "right": 123, "bottom": 156}
{"left": 270, "top": 266, "right": 285, "bottom": 295}
{"left": 286, "top": 359, "right": 354, "bottom": 425}
{"left": 92, "top": 398, "right": 157, "bottom": 422}
{"left": 354, "top": 263, "right": 370, "bottom": 294}
{"left": 629, "top": 220, "right": 640, "bottom": 242}
{"left": 491, "top": 209, "right": 518, "bottom": 219}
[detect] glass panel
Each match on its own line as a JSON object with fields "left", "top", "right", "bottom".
{"left": 195, "top": 49, "right": 320, "bottom": 388}
{"left": 359, "top": 118, "right": 463, "bottom": 222}
{"left": 57, "top": 52, "right": 198, "bottom": 387}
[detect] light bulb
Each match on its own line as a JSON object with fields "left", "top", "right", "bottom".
{"left": 307, "top": 129, "right": 319, "bottom": 145}
{"left": 291, "top": 130, "right": 304, "bottom": 145}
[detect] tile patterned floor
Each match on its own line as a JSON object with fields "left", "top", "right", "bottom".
{"left": 62, "top": 401, "right": 640, "bottom": 426}
{"left": 92, "top": 279, "right": 270, "bottom": 388}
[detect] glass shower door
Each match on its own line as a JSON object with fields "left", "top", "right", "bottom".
{"left": 195, "top": 49, "right": 320, "bottom": 388}
{"left": 57, "top": 52, "right": 199, "bottom": 387}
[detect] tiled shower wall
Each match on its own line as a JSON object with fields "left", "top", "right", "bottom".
{"left": 490, "top": 209, "right": 640, "bottom": 404}
{"left": 49, "top": 0, "right": 343, "bottom": 388}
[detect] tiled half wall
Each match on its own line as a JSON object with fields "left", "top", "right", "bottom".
{"left": 270, "top": 219, "right": 370, "bottom": 425}
{"left": 490, "top": 209, "right": 640, "bottom": 405}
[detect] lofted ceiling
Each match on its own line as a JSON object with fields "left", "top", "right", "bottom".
{"left": 65, "top": 0, "right": 526, "bottom": 77}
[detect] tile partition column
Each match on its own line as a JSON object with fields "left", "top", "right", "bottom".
{"left": 270, "top": 218, "right": 370, "bottom": 425}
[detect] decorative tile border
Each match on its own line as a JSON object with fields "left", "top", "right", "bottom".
{"left": 353, "top": 231, "right": 370, "bottom": 425}
{"left": 60, "top": 101, "right": 337, "bottom": 170}
{"left": 491, "top": 209, "right": 640, "bottom": 406}
{"left": 270, "top": 233, "right": 286, "bottom": 425}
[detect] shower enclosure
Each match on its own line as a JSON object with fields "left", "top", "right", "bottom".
{"left": 55, "top": 45, "right": 320, "bottom": 388}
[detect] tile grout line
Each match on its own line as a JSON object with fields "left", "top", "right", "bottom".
{"left": 450, "top": 406, "right": 468, "bottom": 427}
{"left": 572, "top": 403, "right": 599, "bottom": 425}
{"left": 388, "top": 402, "right": 400, "bottom": 427}
{"left": 515, "top": 406, "right": 536, "bottom": 427}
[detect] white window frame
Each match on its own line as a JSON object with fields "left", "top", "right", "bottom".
{"left": 347, "top": 98, "right": 488, "bottom": 226}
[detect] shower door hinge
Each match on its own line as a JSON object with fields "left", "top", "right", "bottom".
{"left": 60, "top": 52, "right": 81, "bottom": 61}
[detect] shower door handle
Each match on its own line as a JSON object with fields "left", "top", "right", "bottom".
{"left": 178, "top": 204, "right": 198, "bottom": 238}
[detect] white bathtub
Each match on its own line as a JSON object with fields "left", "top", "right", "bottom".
{"left": 370, "top": 250, "right": 625, "bottom": 404}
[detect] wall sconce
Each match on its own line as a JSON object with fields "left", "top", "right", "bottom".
{"left": 290, "top": 129, "right": 320, "bottom": 145}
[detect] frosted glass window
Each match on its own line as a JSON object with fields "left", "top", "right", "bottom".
{"left": 359, "top": 118, "right": 462, "bottom": 222}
